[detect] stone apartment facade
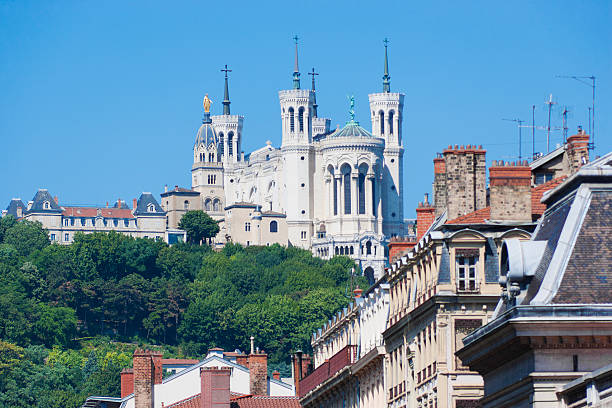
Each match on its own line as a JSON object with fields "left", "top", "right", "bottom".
{"left": 457, "top": 151, "right": 612, "bottom": 408}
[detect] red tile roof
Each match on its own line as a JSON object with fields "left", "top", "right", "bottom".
{"left": 446, "top": 207, "right": 491, "bottom": 224}
{"left": 62, "top": 206, "right": 134, "bottom": 219}
{"left": 446, "top": 176, "right": 567, "bottom": 225}
{"left": 531, "top": 176, "right": 567, "bottom": 216}
{"left": 164, "top": 394, "right": 298, "bottom": 408}
{"left": 230, "top": 395, "right": 300, "bottom": 408}
{"left": 165, "top": 394, "right": 200, "bottom": 408}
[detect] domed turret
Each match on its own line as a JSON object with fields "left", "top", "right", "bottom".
{"left": 194, "top": 95, "right": 221, "bottom": 163}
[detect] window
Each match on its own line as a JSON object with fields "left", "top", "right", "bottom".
{"left": 124, "top": 219, "right": 129, "bottom": 228}
{"left": 366, "top": 240, "right": 372, "bottom": 255}
{"left": 50, "top": 233, "right": 56, "bottom": 241}
{"left": 535, "top": 172, "right": 554, "bottom": 185}
{"left": 91, "top": 218, "right": 96, "bottom": 226}
{"left": 64, "top": 233, "right": 69, "bottom": 242}
{"left": 371, "top": 178, "right": 376, "bottom": 216}
{"left": 147, "top": 203, "right": 155, "bottom": 212}
{"left": 289, "top": 107, "right": 295, "bottom": 132}
{"left": 228, "top": 132, "right": 234, "bottom": 156}
{"left": 270, "top": 220, "right": 278, "bottom": 233}
{"left": 184, "top": 200, "right": 189, "bottom": 210}
{"left": 70, "top": 218, "right": 75, "bottom": 226}
{"left": 379, "top": 111, "right": 385, "bottom": 135}
{"left": 388, "top": 110, "right": 394, "bottom": 134}
{"left": 301, "top": 231, "right": 307, "bottom": 240}
{"left": 81, "top": 218, "right": 86, "bottom": 226}
{"left": 113, "top": 219, "right": 118, "bottom": 227}
{"left": 298, "top": 107, "right": 305, "bottom": 132}
{"left": 205, "top": 199, "right": 212, "bottom": 211}
{"left": 213, "top": 198, "right": 221, "bottom": 212}
{"left": 64, "top": 219, "right": 69, "bottom": 226}
{"left": 456, "top": 251, "right": 479, "bottom": 292}
{"left": 333, "top": 178, "right": 338, "bottom": 215}
{"left": 219, "top": 133, "right": 224, "bottom": 158}
{"left": 43, "top": 201, "right": 50, "bottom": 209}
{"left": 343, "top": 171, "right": 351, "bottom": 214}
{"left": 358, "top": 173, "right": 366, "bottom": 214}
{"left": 245, "top": 222, "right": 251, "bottom": 232}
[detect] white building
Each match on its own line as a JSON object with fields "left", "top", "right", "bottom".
{"left": 165, "top": 40, "right": 405, "bottom": 281}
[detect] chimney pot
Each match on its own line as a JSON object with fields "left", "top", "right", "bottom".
{"left": 272, "top": 371, "right": 281, "bottom": 381}
{"left": 454, "top": 144, "right": 459, "bottom": 149}
{"left": 353, "top": 287, "right": 363, "bottom": 298}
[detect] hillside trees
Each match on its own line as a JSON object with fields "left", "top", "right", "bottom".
{"left": 178, "top": 210, "right": 219, "bottom": 244}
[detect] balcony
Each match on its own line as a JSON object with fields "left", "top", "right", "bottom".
{"left": 299, "top": 345, "right": 358, "bottom": 398}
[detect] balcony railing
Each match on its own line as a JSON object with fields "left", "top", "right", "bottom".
{"left": 299, "top": 345, "right": 358, "bottom": 398}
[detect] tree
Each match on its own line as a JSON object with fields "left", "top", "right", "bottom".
{"left": 178, "top": 210, "right": 219, "bottom": 245}
{"left": 3, "top": 220, "right": 49, "bottom": 257}
{"left": 0, "top": 215, "right": 17, "bottom": 243}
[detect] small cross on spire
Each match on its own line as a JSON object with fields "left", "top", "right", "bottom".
{"left": 308, "top": 68, "right": 319, "bottom": 117}
{"left": 221, "top": 64, "right": 232, "bottom": 115}
{"left": 308, "top": 68, "right": 319, "bottom": 91}
{"left": 292, "top": 35, "right": 301, "bottom": 89}
{"left": 383, "top": 38, "right": 391, "bottom": 93}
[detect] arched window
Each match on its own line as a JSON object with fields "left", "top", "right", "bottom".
{"left": 358, "top": 172, "right": 366, "bottom": 214}
{"left": 388, "top": 110, "right": 394, "bottom": 135}
{"left": 371, "top": 178, "right": 377, "bottom": 216}
{"left": 213, "top": 198, "right": 221, "bottom": 212}
{"left": 340, "top": 247, "right": 345, "bottom": 255}
{"left": 350, "top": 246, "right": 354, "bottom": 255}
{"left": 204, "top": 199, "right": 212, "bottom": 211}
{"left": 366, "top": 240, "right": 372, "bottom": 255}
{"left": 289, "top": 107, "right": 295, "bottom": 132}
{"left": 379, "top": 111, "right": 385, "bottom": 135}
{"left": 298, "top": 107, "right": 305, "bottom": 132}
{"left": 183, "top": 201, "right": 189, "bottom": 210}
{"left": 341, "top": 164, "right": 351, "bottom": 215}
{"left": 228, "top": 132, "right": 234, "bottom": 157}
{"left": 148, "top": 203, "right": 155, "bottom": 212}
{"left": 43, "top": 201, "right": 50, "bottom": 209}
{"left": 270, "top": 220, "right": 278, "bottom": 233}
{"left": 218, "top": 133, "right": 224, "bottom": 158}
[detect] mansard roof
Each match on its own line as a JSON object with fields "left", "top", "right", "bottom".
{"left": 5, "top": 198, "right": 25, "bottom": 218}
{"left": 133, "top": 193, "right": 165, "bottom": 216}
{"left": 26, "top": 189, "right": 62, "bottom": 214}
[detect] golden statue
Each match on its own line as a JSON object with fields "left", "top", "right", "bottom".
{"left": 203, "top": 94, "right": 212, "bottom": 113}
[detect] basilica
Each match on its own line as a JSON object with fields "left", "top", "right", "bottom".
{"left": 162, "top": 41, "right": 406, "bottom": 281}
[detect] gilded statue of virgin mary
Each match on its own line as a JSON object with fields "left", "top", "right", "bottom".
{"left": 203, "top": 94, "right": 212, "bottom": 113}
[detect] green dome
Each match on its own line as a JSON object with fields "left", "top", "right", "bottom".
{"left": 333, "top": 120, "right": 373, "bottom": 138}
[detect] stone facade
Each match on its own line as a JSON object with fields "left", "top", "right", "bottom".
{"left": 489, "top": 161, "right": 532, "bottom": 221}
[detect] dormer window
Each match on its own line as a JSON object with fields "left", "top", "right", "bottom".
{"left": 147, "top": 203, "right": 155, "bottom": 213}
{"left": 43, "top": 201, "right": 50, "bottom": 209}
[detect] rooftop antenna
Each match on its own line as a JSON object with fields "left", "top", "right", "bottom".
{"left": 556, "top": 75, "right": 596, "bottom": 152}
{"left": 561, "top": 106, "right": 570, "bottom": 143}
{"left": 502, "top": 118, "right": 524, "bottom": 160}
{"left": 545, "top": 94, "right": 557, "bottom": 153}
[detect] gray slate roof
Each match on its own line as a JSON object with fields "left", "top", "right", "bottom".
{"left": 133, "top": 193, "right": 165, "bottom": 216}
{"left": 5, "top": 199, "right": 25, "bottom": 218}
{"left": 26, "top": 189, "right": 62, "bottom": 214}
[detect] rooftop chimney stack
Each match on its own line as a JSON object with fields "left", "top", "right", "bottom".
{"left": 489, "top": 160, "right": 532, "bottom": 222}
{"left": 133, "top": 349, "right": 162, "bottom": 408}
{"left": 433, "top": 153, "right": 447, "bottom": 217}
{"left": 416, "top": 193, "right": 435, "bottom": 241}
{"left": 443, "top": 145, "right": 487, "bottom": 221}
{"left": 133, "top": 198, "right": 138, "bottom": 210}
{"left": 121, "top": 368, "right": 134, "bottom": 398}
{"left": 566, "top": 127, "right": 590, "bottom": 174}
{"left": 247, "top": 340, "right": 268, "bottom": 396}
{"left": 200, "top": 367, "right": 231, "bottom": 408}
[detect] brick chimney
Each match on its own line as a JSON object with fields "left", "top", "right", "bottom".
{"left": 388, "top": 237, "right": 416, "bottom": 263}
{"left": 235, "top": 352, "right": 248, "bottom": 368}
{"left": 567, "top": 127, "right": 590, "bottom": 174}
{"left": 200, "top": 367, "right": 231, "bottom": 408}
{"left": 133, "top": 198, "right": 138, "bottom": 210}
{"left": 416, "top": 193, "right": 435, "bottom": 241}
{"left": 121, "top": 368, "right": 134, "bottom": 398}
{"left": 292, "top": 352, "right": 302, "bottom": 397}
{"left": 133, "top": 349, "right": 160, "bottom": 408}
{"left": 489, "top": 160, "right": 532, "bottom": 221}
{"left": 443, "top": 145, "right": 487, "bottom": 221}
{"left": 247, "top": 348, "right": 268, "bottom": 395}
{"left": 301, "top": 354, "right": 311, "bottom": 378}
{"left": 433, "top": 154, "right": 447, "bottom": 217}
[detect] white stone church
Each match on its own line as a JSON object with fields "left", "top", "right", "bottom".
{"left": 163, "top": 41, "right": 406, "bottom": 281}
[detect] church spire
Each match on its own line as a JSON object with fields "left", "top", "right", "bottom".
{"left": 308, "top": 67, "right": 319, "bottom": 117}
{"left": 293, "top": 35, "right": 301, "bottom": 89}
{"left": 221, "top": 64, "right": 232, "bottom": 115}
{"left": 382, "top": 38, "right": 391, "bottom": 93}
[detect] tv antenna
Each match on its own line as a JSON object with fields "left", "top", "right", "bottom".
{"left": 502, "top": 118, "right": 524, "bottom": 160}
{"left": 556, "top": 75, "right": 596, "bottom": 151}
{"left": 545, "top": 94, "right": 558, "bottom": 153}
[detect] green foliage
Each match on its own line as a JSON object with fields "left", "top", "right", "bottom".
{"left": 0, "top": 221, "right": 367, "bottom": 407}
{"left": 179, "top": 210, "right": 220, "bottom": 244}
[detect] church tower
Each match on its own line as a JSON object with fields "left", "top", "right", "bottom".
{"left": 192, "top": 95, "right": 226, "bottom": 217}
{"left": 280, "top": 36, "right": 315, "bottom": 248}
{"left": 212, "top": 65, "right": 244, "bottom": 166}
{"left": 368, "top": 39, "right": 405, "bottom": 236}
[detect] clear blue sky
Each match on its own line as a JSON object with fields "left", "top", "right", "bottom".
{"left": 1, "top": 1, "right": 610, "bottom": 217}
